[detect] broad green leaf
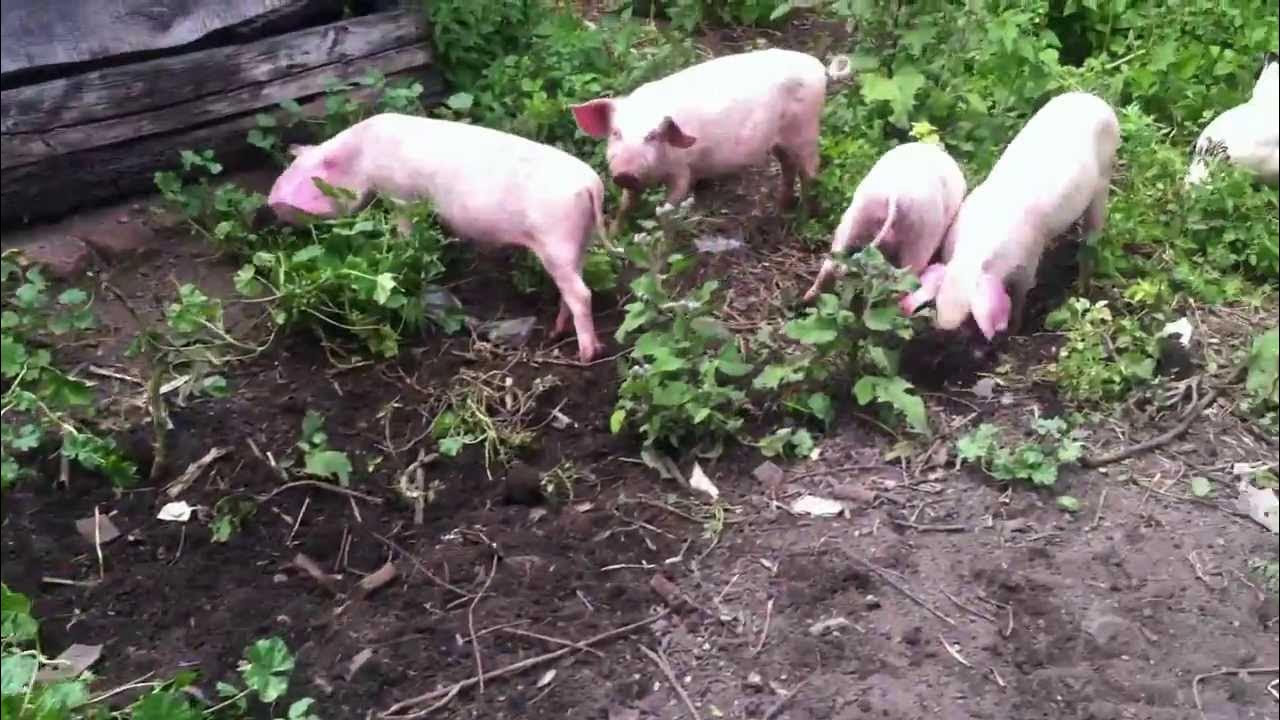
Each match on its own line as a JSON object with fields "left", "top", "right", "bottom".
{"left": 242, "top": 637, "right": 294, "bottom": 703}
{"left": 373, "top": 273, "right": 398, "bottom": 305}
{"left": 1056, "top": 496, "right": 1082, "bottom": 513}
{"left": 304, "top": 450, "right": 353, "bottom": 486}
{"left": 1, "top": 653, "right": 37, "bottom": 695}
{"left": 609, "top": 409, "right": 626, "bottom": 434}
{"left": 1189, "top": 477, "right": 1213, "bottom": 498}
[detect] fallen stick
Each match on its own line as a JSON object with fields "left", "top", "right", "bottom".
{"left": 638, "top": 644, "right": 701, "bottom": 720}
{"left": 381, "top": 611, "right": 668, "bottom": 718}
{"left": 1192, "top": 665, "right": 1279, "bottom": 712}
{"left": 500, "top": 627, "right": 605, "bottom": 658}
{"left": 1083, "top": 364, "right": 1246, "bottom": 468}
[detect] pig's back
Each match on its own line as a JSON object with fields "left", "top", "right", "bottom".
{"left": 369, "top": 115, "right": 598, "bottom": 241}
{"left": 985, "top": 93, "right": 1117, "bottom": 230}
{"left": 636, "top": 48, "right": 826, "bottom": 98}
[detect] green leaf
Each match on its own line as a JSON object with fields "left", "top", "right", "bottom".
{"left": 288, "top": 698, "right": 318, "bottom": 720}
{"left": 0, "top": 653, "right": 37, "bottom": 694}
{"left": 609, "top": 409, "right": 626, "bottom": 434}
{"left": 1189, "top": 477, "right": 1213, "bottom": 498}
{"left": 130, "top": 690, "right": 201, "bottom": 720}
{"left": 56, "top": 288, "right": 88, "bottom": 306}
{"left": 447, "top": 92, "right": 475, "bottom": 111}
{"left": 373, "top": 273, "right": 398, "bottom": 305}
{"left": 1, "top": 584, "right": 37, "bottom": 643}
{"left": 784, "top": 315, "right": 837, "bottom": 345}
{"left": 300, "top": 410, "right": 325, "bottom": 444}
{"left": 862, "top": 304, "right": 899, "bottom": 331}
{"left": 1056, "top": 496, "right": 1082, "bottom": 513}
{"left": 1, "top": 337, "right": 27, "bottom": 378}
{"left": 807, "top": 392, "right": 834, "bottom": 424}
{"left": 304, "top": 450, "right": 353, "bottom": 486}
{"left": 242, "top": 637, "right": 294, "bottom": 703}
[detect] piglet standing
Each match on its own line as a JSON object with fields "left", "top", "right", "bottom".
{"left": 803, "top": 141, "right": 967, "bottom": 302}
{"left": 570, "top": 48, "right": 852, "bottom": 234}
{"left": 902, "top": 92, "right": 1120, "bottom": 340}
{"left": 267, "top": 113, "right": 607, "bottom": 362}
{"left": 1185, "top": 51, "right": 1279, "bottom": 187}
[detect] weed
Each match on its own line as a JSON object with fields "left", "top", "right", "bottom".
{"left": 1249, "top": 557, "right": 1280, "bottom": 595}
{"left": 1243, "top": 326, "right": 1279, "bottom": 430}
{"left": 290, "top": 410, "right": 355, "bottom": 487}
{"left": 541, "top": 460, "right": 587, "bottom": 502}
{"left": 755, "top": 247, "right": 929, "bottom": 436}
{"left": 612, "top": 200, "right": 755, "bottom": 454}
{"left": 955, "top": 415, "right": 1085, "bottom": 487}
{"left": 1044, "top": 297, "right": 1161, "bottom": 405}
{"left": 232, "top": 198, "right": 461, "bottom": 358}
{"left": 1, "top": 256, "right": 135, "bottom": 489}
{"left": 1, "top": 583, "right": 317, "bottom": 718}
{"left": 210, "top": 496, "right": 259, "bottom": 544}
{"left": 428, "top": 370, "right": 561, "bottom": 476}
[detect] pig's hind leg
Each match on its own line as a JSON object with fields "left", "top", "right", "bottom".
{"left": 1075, "top": 182, "right": 1111, "bottom": 290}
{"left": 536, "top": 235, "right": 600, "bottom": 363}
{"left": 771, "top": 146, "right": 800, "bottom": 212}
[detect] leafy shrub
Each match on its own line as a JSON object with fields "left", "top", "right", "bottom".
{"left": 1045, "top": 297, "right": 1162, "bottom": 405}
{"left": 1, "top": 258, "right": 135, "bottom": 489}
{"left": 233, "top": 198, "right": 461, "bottom": 358}
{"left": 955, "top": 415, "right": 1084, "bottom": 487}
{"left": 612, "top": 202, "right": 755, "bottom": 453}
{"left": 755, "top": 247, "right": 930, "bottom": 436}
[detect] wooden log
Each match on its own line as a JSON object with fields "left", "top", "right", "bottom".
{"left": 1, "top": 0, "right": 343, "bottom": 83}
{"left": 0, "top": 12, "right": 443, "bottom": 226}
{"left": 2, "top": 10, "right": 432, "bottom": 168}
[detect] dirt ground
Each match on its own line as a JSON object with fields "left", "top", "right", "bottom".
{"left": 3, "top": 13, "right": 1279, "bottom": 720}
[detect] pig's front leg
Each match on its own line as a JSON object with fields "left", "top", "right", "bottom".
{"left": 1075, "top": 184, "right": 1110, "bottom": 290}
{"left": 663, "top": 171, "right": 694, "bottom": 207}
{"left": 1005, "top": 271, "right": 1035, "bottom": 337}
{"left": 609, "top": 189, "right": 638, "bottom": 238}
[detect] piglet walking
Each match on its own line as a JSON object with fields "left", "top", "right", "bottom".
{"left": 267, "top": 113, "right": 607, "bottom": 362}
{"left": 804, "top": 141, "right": 966, "bottom": 301}
{"left": 571, "top": 48, "right": 851, "bottom": 234}
{"left": 903, "top": 92, "right": 1120, "bottom": 340}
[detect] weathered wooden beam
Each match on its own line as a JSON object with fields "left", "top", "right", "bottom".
{"left": 0, "top": 10, "right": 443, "bottom": 226}
{"left": 1, "top": 0, "right": 344, "bottom": 83}
{"left": 2, "top": 11, "right": 431, "bottom": 168}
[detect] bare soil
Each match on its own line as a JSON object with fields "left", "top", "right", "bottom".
{"left": 3, "top": 13, "right": 1279, "bottom": 720}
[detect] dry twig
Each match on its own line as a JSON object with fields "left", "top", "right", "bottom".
{"left": 1191, "top": 666, "right": 1279, "bottom": 713}
{"left": 637, "top": 644, "right": 701, "bottom": 720}
{"left": 381, "top": 611, "right": 668, "bottom": 718}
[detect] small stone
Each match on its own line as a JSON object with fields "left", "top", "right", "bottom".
{"left": 743, "top": 671, "right": 764, "bottom": 690}
{"left": 808, "top": 617, "right": 852, "bottom": 636}
{"left": 477, "top": 316, "right": 537, "bottom": 348}
{"left": 830, "top": 483, "right": 877, "bottom": 505}
{"left": 752, "top": 461, "right": 784, "bottom": 489}
{"left": 863, "top": 594, "right": 882, "bottom": 610}
{"left": 15, "top": 237, "right": 92, "bottom": 279}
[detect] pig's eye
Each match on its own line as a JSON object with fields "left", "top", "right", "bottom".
{"left": 611, "top": 130, "right": 621, "bottom": 140}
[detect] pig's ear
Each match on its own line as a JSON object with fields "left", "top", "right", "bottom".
{"left": 971, "top": 272, "right": 1011, "bottom": 340}
{"left": 287, "top": 144, "right": 315, "bottom": 158}
{"left": 571, "top": 99, "right": 614, "bottom": 138}
{"left": 899, "top": 263, "right": 947, "bottom": 316}
{"left": 658, "top": 116, "right": 697, "bottom": 149}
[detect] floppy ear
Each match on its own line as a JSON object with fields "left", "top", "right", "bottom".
{"left": 899, "top": 263, "right": 947, "bottom": 316}
{"left": 571, "top": 99, "right": 614, "bottom": 138}
{"left": 970, "top": 271, "right": 1011, "bottom": 340}
{"left": 658, "top": 116, "right": 697, "bottom": 149}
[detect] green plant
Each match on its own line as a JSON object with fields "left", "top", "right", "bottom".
{"left": 540, "top": 460, "right": 586, "bottom": 501}
{"left": 210, "top": 496, "right": 259, "bottom": 544}
{"left": 233, "top": 199, "right": 462, "bottom": 358}
{"left": 662, "top": 0, "right": 793, "bottom": 32}
{"left": 289, "top": 410, "right": 354, "bottom": 487}
{"left": 154, "top": 150, "right": 265, "bottom": 247}
{"left": 1243, "top": 326, "right": 1279, "bottom": 429}
{"left": 611, "top": 201, "right": 755, "bottom": 453}
{"left": 1045, "top": 297, "right": 1161, "bottom": 405}
{"left": 2, "top": 584, "right": 317, "bottom": 719}
{"left": 428, "top": 370, "right": 559, "bottom": 476}
{"left": 755, "top": 247, "right": 929, "bottom": 435}
{"left": 1, "top": 257, "right": 136, "bottom": 489}
{"left": 1249, "top": 557, "right": 1279, "bottom": 595}
{"left": 955, "top": 415, "right": 1085, "bottom": 487}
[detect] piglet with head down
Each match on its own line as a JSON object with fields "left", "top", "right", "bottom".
{"left": 267, "top": 113, "right": 608, "bottom": 362}
{"left": 803, "top": 141, "right": 967, "bottom": 302}
{"left": 902, "top": 91, "right": 1120, "bottom": 341}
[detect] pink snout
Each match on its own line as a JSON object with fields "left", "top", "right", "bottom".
{"left": 611, "top": 172, "right": 642, "bottom": 191}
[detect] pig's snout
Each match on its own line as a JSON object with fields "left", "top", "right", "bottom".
{"left": 612, "top": 173, "right": 642, "bottom": 191}
{"left": 269, "top": 202, "right": 301, "bottom": 224}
